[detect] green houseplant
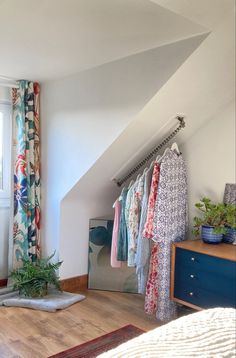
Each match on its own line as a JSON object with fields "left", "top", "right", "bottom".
{"left": 10, "top": 252, "right": 62, "bottom": 298}
{"left": 223, "top": 203, "right": 236, "bottom": 243}
{"left": 193, "top": 197, "right": 236, "bottom": 244}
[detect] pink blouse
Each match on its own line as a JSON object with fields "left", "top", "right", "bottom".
{"left": 111, "top": 199, "right": 122, "bottom": 268}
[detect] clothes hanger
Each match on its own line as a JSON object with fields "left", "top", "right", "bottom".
{"left": 149, "top": 160, "right": 155, "bottom": 169}
{"left": 135, "top": 174, "right": 141, "bottom": 183}
{"left": 118, "top": 186, "right": 126, "bottom": 201}
{"left": 171, "top": 142, "right": 180, "bottom": 155}
{"left": 155, "top": 154, "right": 161, "bottom": 163}
{"left": 158, "top": 147, "right": 170, "bottom": 163}
{"left": 143, "top": 167, "right": 149, "bottom": 175}
{"left": 128, "top": 179, "right": 134, "bottom": 189}
{"left": 112, "top": 198, "right": 118, "bottom": 208}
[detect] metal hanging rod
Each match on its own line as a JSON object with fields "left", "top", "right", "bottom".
{"left": 113, "top": 116, "right": 185, "bottom": 187}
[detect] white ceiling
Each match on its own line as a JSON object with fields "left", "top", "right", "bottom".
{"left": 0, "top": 0, "right": 207, "bottom": 82}
{"left": 151, "top": 0, "right": 234, "bottom": 29}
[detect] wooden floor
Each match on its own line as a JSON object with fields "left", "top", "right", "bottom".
{"left": 0, "top": 290, "right": 161, "bottom": 358}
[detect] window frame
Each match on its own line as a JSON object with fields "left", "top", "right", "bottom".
{"left": 0, "top": 101, "right": 12, "bottom": 207}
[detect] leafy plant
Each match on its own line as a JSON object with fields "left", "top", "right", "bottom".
{"left": 10, "top": 252, "right": 62, "bottom": 298}
{"left": 193, "top": 197, "right": 236, "bottom": 236}
{"left": 224, "top": 204, "right": 236, "bottom": 230}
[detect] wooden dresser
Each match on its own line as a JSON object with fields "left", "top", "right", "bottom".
{"left": 171, "top": 239, "right": 236, "bottom": 310}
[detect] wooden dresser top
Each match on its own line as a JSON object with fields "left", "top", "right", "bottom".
{"left": 174, "top": 239, "right": 236, "bottom": 262}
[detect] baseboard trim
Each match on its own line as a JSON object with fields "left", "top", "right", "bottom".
{"left": 60, "top": 274, "right": 88, "bottom": 293}
{"left": 0, "top": 279, "right": 8, "bottom": 287}
{"left": 0, "top": 276, "right": 88, "bottom": 292}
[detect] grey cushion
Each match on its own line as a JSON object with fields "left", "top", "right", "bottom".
{"left": 0, "top": 290, "right": 85, "bottom": 312}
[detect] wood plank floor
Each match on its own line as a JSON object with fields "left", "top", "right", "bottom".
{"left": 0, "top": 290, "right": 161, "bottom": 358}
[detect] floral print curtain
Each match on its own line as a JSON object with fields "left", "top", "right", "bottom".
{"left": 11, "top": 80, "right": 41, "bottom": 268}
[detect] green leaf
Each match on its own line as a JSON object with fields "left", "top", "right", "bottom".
{"left": 10, "top": 251, "right": 63, "bottom": 298}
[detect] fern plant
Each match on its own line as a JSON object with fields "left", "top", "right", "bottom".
{"left": 10, "top": 252, "right": 62, "bottom": 298}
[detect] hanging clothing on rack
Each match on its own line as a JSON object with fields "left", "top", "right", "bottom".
{"left": 152, "top": 148, "right": 188, "bottom": 321}
{"left": 143, "top": 159, "right": 161, "bottom": 313}
{"left": 127, "top": 175, "right": 144, "bottom": 267}
{"left": 144, "top": 242, "right": 158, "bottom": 314}
{"left": 111, "top": 117, "right": 187, "bottom": 322}
{"left": 124, "top": 182, "right": 134, "bottom": 263}
{"left": 117, "top": 188, "right": 128, "bottom": 261}
{"left": 143, "top": 162, "right": 161, "bottom": 239}
{"left": 111, "top": 199, "right": 122, "bottom": 268}
{"left": 135, "top": 165, "right": 153, "bottom": 294}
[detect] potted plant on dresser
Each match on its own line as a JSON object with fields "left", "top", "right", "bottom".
{"left": 193, "top": 197, "right": 236, "bottom": 244}
{"left": 223, "top": 203, "right": 236, "bottom": 244}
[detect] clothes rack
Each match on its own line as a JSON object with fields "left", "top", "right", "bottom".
{"left": 113, "top": 116, "right": 185, "bottom": 187}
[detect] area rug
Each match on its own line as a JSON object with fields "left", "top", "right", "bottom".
{"left": 49, "top": 324, "right": 145, "bottom": 358}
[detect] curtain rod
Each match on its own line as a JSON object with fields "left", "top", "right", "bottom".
{"left": 0, "top": 81, "right": 19, "bottom": 88}
{"left": 0, "top": 74, "right": 19, "bottom": 88}
{"left": 112, "top": 116, "right": 186, "bottom": 187}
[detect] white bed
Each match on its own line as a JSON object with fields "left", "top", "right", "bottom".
{"left": 98, "top": 308, "right": 236, "bottom": 357}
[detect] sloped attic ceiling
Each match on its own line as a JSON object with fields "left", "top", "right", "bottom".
{"left": 0, "top": 0, "right": 207, "bottom": 81}
{"left": 44, "top": 33, "right": 207, "bottom": 202}
{"left": 64, "top": 8, "right": 234, "bottom": 204}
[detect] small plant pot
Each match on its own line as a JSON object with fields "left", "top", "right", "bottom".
{"left": 201, "top": 225, "right": 223, "bottom": 244}
{"left": 222, "top": 227, "right": 236, "bottom": 244}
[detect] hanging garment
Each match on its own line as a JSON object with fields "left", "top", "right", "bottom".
{"left": 143, "top": 162, "right": 160, "bottom": 239}
{"left": 111, "top": 199, "right": 122, "bottom": 268}
{"left": 127, "top": 176, "right": 144, "bottom": 267}
{"left": 153, "top": 149, "right": 188, "bottom": 321}
{"left": 124, "top": 183, "right": 134, "bottom": 262}
{"left": 143, "top": 162, "right": 161, "bottom": 312}
{"left": 144, "top": 242, "right": 158, "bottom": 314}
{"left": 117, "top": 188, "right": 128, "bottom": 261}
{"left": 135, "top": 165, "right": 153, "bottom": 294}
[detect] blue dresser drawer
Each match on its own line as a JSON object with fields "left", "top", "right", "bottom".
{"left": 175, "top": 269, "right": 236, "bottom": 300}
{"left": 174, "top": 282, "right": 235, "bottom": 308}
{"left": 174, "top": 247, "right": 236, "bottom": 309}
{"left": 175, "top": 248, "right": 235, "bottom": 278}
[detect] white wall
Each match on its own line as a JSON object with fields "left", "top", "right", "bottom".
{"left": 0, "top": 86, "right": 11, "bottom": 279}
{"left": 57, "top": 9, "right": 234, "bottom": 279}
{"left": 180, "top": 100, "right": 235, "bottom": 236}
{"left": 60, "top": 197, "right": 114, "bottom": 278}
{"left": 41, "top": 34, "right": 204, "bottom": 266}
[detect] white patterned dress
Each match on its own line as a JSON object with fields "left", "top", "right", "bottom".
{"left": 153, "top": 149, "right": 188, "bottom": 321}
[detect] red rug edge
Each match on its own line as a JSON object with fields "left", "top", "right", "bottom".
{"left": 48, "top": 324, "right": 145, "bottom": 358}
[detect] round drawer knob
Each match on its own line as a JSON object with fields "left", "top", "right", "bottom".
{"left": 189, "top": 292, "right": 194, "bottom": 296}
{"left": 190, "top": 274, "right": 195, "bottom": 279}
{"left": 191, "top": 257, "right": 195, "bottom": 261}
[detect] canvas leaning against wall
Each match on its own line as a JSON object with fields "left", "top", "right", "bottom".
{"left": 88, "top": 219, "right": 138, "bottom": 293}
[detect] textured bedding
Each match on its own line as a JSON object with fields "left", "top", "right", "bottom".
{"left": 98, "top": 308, "right": 236, "bottom": 357}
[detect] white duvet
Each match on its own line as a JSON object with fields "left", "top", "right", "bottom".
{"left": 98, "top": 308, "right": 236, "bottom": 358}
